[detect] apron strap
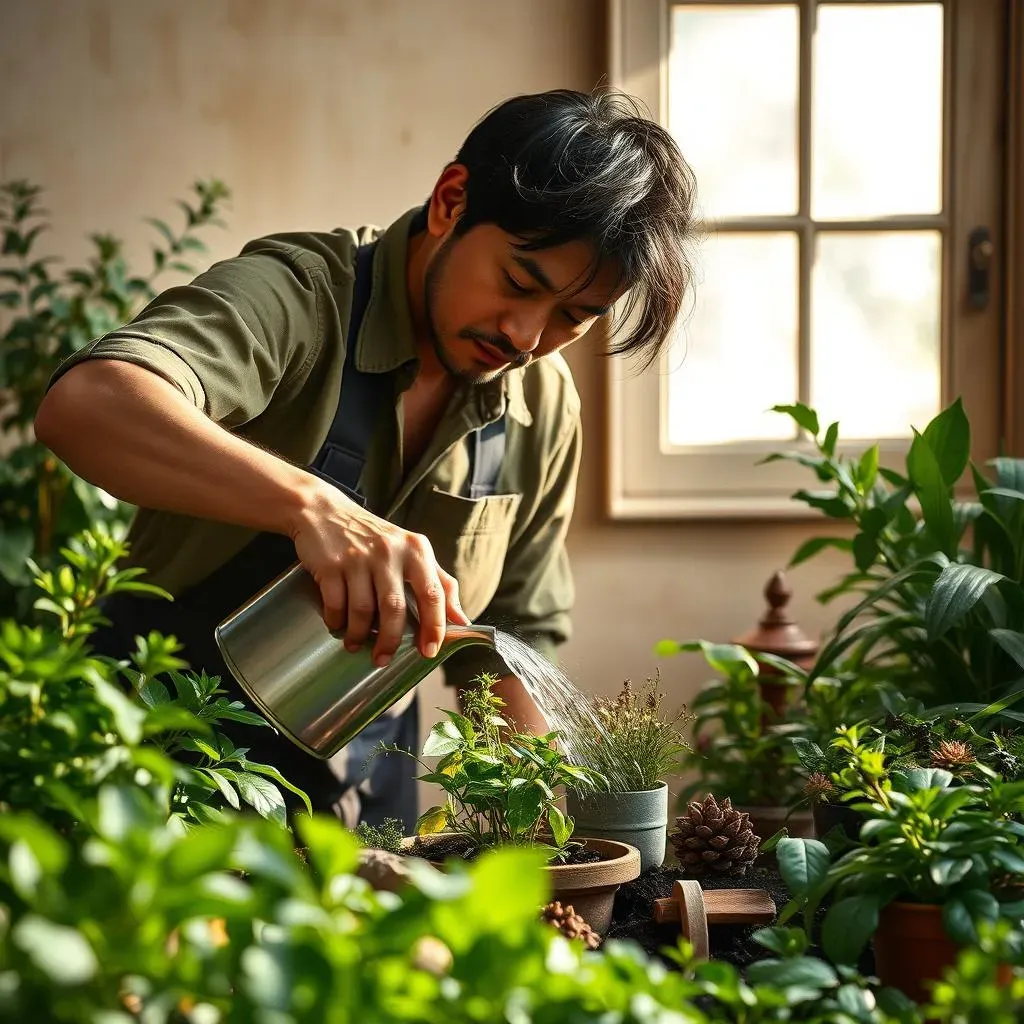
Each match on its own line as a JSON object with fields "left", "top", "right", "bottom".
{"left": 310, "top": 243, "right": 389, "bottom": 506}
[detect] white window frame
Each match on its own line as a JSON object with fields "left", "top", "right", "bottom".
{"left": 605, "top": 0, "right": 1005, "bottom": 520}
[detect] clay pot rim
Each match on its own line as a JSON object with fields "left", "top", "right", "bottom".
{"left": 571, "top": 780, "right": 669, "bottom": 798}
{"left": 400, "top": 833, "right": 641, "bottom": 876}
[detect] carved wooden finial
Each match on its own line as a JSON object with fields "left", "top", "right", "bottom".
{"left": 733, "top": 569, "right": 818, "bottom": 669}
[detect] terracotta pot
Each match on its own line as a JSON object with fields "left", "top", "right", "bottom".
{"left": 545, "top": 837, "right": 641, "bottom": 933}
{"left": 566, "top": 781, "right": 668, "bottom": 872}
{"left": 874, "top": 901, "right": 1012, "bottom": 1007}
{"left": 401, "top": 834, "right": 640, "bottom": 934}
{"left": 812, "top": 802, "right": 863, "bottom": 843}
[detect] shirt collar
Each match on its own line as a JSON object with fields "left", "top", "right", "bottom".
{"left": 356, "top": 206, "right": 533, "bottom": 428}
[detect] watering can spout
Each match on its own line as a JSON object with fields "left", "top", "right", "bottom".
{"left": 214, "top": 564, "right": 498, "bottom": 760}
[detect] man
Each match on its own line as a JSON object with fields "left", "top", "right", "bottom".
{"left": 34, "top": 88, "right": 698, "bottom": 828}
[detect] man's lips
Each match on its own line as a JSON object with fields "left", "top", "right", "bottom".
{"left": 474, "top": 340, "right": 511, "bottom": 368}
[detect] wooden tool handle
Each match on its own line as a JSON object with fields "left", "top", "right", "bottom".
{"left": 653, "top": 886, "right": 777, "bottom": 926}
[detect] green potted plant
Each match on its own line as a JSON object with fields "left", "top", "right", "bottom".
{"left": 0, "top": 526, "right": 310, "bottom": 830}
{"left": 374, "top": 674, "right": 640, "bottom": 932}
{"left": 766, "top": 398, "right": 1024, "bottom": 714}
{"left": 0, "top": 177, "right": 229, "bottom": 621}
{"left": 563, "top": 672, "right": 692, "bottom": 872}
{"left": 776, "top": 762, "right": 1024, "bottom": 1005}
{"left": 654, "top": 640, "right": 813, "bottom": 851}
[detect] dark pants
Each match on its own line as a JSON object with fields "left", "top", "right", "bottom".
{"left": 90, "top": 535, "right": 420, "bottom": 831}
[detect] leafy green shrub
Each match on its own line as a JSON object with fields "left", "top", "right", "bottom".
{"left": 0, "top": 527, "right": 309, "bottom": 828}
{"left": 767, "top": 399, "right": 1024, "bottom": 710}
{"left": 379, "top": 673, "right": 604, "bottom": 862}
{"left": 0, "top": 177, "right": 229, "bottom": 620}
{"left": 777, "top": 768, "right": 1024, "bottom": 966}
{"left": 653, "top": 640, "right": 805, "bottom": 808}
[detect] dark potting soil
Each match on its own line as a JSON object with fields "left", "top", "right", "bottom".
{"left": 404, "top": 836, "right": 601, "bottom": 866}
{"left": 606, "top": 863, "right": 878, "bottom": 979}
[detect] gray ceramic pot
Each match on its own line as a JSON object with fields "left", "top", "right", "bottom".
{"left": 566, "top": 781, "right": 668, "bottom": 872}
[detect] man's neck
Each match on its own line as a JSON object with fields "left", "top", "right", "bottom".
{"left": 404, "top": 225, "right": 448, "bottom": 385}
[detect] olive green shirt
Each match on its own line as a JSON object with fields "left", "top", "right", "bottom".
{"left": 49, "top": 207, "right": 581, "bottom": 687}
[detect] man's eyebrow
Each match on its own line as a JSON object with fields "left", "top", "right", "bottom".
{"left": 512, "top": 254, "right": 612, "bottom": 317}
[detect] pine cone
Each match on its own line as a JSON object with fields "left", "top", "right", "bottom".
{"left": 930, "top": 739, "right": 975, "bottom": 772}
{"left": 540, "top": 900, "right": 601, "bottom": 950}
{"left": 670, "top": 794, "right": 760, "bottom": 877}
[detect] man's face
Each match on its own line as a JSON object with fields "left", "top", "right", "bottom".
{"left": 422, "top": 223, "right": 624, "bottom": 384}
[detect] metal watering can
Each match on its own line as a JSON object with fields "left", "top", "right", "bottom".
{"left": 214, "top": 563, "right": 496, "bottom": 759}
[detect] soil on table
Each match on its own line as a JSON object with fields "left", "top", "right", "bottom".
{"left": 606, "top": 863, "right": 872, "bottom": 977}
{"left": 405, "top": 835, "right": 601, "bottom": 866}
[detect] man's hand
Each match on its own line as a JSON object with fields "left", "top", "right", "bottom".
{"left": 289, "top": 478, "right": 469, "bottom": 667}
{"left": 34, "top": 360, "right": 469, "bottom": 667}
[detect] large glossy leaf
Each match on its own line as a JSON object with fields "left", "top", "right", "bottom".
{"left": 922, "top": 398, "right": 970, "bottom": 486}
{"left": 788, "top": 536, "right": 853, "bottom": 569}
{"left": 925, "top": 563, "right": 1005, "bottom": 640}
{"left": 821, "top": 895, "right": 881, "bottom": 964}
{"left": 746, "top": 955, "right": 837, "bottom": 989}
{"left": 776, "top": 837, "right": 830, "bottom": 896}
{"left": 990, "top": 631, "right": 1024, "bottom": 671}
{"left": 13, "top": 915, "right": 98, "bottom": 985}
{"left": 907, "top": 430, "right": 957, "bottom": 555}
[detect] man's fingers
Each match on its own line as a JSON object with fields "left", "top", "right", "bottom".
{"left": 317, "top": 572, "right": 347, "bottom": 634}
{"left": 371, "top": 565, "right": 408, "bottom": 667}
{"left": 406, "top": 564, "right": 447, "bottom": 660}
{"left": 343, "top": 566, "right": 376, "bottom": 653}
{"left": 439, "top": 568, "right": 470, "bottom": 625}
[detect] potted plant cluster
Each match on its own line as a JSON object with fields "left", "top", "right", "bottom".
{"left": 562, "top": 671, "right": 693, "bottom": 872}
{"left": 654, "top": 639, "right": 814, "bottom": 852}
{"left": 3, "top": 543, "right": 1024, "bottom": 1018}
{"left": 373, "top": 673, "right": 642, "bottom": 932}
{"left": 776, "top": 761, "right": 1024, "bottom": 1005}
{"left": 0, "top": 178, "right": 230, "bottom": 622}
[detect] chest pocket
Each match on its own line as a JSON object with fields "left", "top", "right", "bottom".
{"left": 419, "top": 486, "right": 522, "bottom": 621}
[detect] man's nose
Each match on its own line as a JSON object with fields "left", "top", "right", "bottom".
{"left": 498, "top": 308, "right": 546, "bottom": 353}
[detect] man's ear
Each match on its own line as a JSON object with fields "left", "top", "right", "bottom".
{"left": 426, "top": 164, "right": 469, "bottom": 238}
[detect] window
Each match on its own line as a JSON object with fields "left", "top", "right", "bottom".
{"left": 607, "top": 0, "right": 1008, "bottom": 518}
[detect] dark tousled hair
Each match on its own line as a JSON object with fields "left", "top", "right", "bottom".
{"left": 451, "top": 88, "right": 699, "bottom": 370}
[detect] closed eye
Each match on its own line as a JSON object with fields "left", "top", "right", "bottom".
{"left": 504, "top": 271, "right": 530, "bottom": 294}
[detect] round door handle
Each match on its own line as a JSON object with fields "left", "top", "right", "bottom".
{"left": 972, "top": 238, "right": 995, "bottom": 270}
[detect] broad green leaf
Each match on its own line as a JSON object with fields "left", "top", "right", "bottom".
{"left": 771, "top": 403, "right": 820, "bottom": 437}
{"left": 776, "top": 837, "right": 831, "bottom": 895}
{"left": 922, "top": 398, "right": 970, "bottom": 486}
{"left": 821, "top": 895, "right": 881, "bottom": 964}
{"left": 243, "top": 761, "right": 313, "bottom": 816}
{"left": 0, "top": 815, "right": 67, "bottom": 875}
{"left": 908, "top": 430, "right": 957, "bottom": 555}
{"left": 505, "top": 780, "right": 545, "bottom": 836}
{"left": 202, "top": 768, "right": 240, "bottom": 809}
{"left": 91, "top": 676, "right": 145, "bottom": 744}
{"left": 891, "top": 768, "right": 953, "bottom": 793}
{"left": 852, "top": 532, "right": 879, "bottom": 572}
{"left": 98, "top": 784, "right": 153, "bottom": 841}
{"left": 416, "top": 805, "right": 449, "bottom": 836}
{"left": 470, "top": 846, "right": 550, "bottom": 928}
{"left": 857, "top": 444, "right": 880, "bottom": 491}
{"left": 233, "top": 772, "right": 287, "bottom": 826}
{"left": 547, "top": 805, "right": 571, "bottom": 848}
{"left": 13, "top": 915, "right": 98, "bottom": 985}
{"left": 991, "top": 630, "right": 1024, "bottom": 671}
{"left": 930, "top": 858, "right": 974, "bottom": 887}
{"left": 167, "top": 825, "right": 237, "bottom": 882}
{"left": 746, "top": 955, "right": 837, "bottom": 990}
{"left": 822, "top": 421, "right": 840, "bottom": 455}
{"left": 926, "top": 563, "right": 1005, "bottom": 639}
{"left": 294, "top": 814, "right": 360, "bottom": 878}
{"left": 990, "top": 846, "right": 1024, "bottom": 876}
{"left": 422, "top": 720, "right": 465, "bottom": 758}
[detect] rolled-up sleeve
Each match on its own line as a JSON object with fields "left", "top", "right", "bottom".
{"left": 47, "top": 242, "right": 323, "bottom": 428}
{"left": 443, "top": 412, "right": 582, "bottom": 690}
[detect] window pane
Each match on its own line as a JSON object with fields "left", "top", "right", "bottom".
{"left": 810, "top": 232, "right": 941, "bottom": 439}
{"left": 666, "top": 233, "right": 798, "bottom": 447}
{"left": 669, "top": 5, "right": 798, "bottom": 219}
{"left": 812, "top": 4, "right": 944, "bottom": 219}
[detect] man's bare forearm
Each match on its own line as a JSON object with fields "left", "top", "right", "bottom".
{"left": 459, "top": 674, "right": 551, "bottom": 735}
{"left": 34, "top": 359, "right": 314, "bottom": 537}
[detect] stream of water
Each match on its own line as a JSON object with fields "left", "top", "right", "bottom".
{"left": 493, "top": 630, "right": 631, "bottom": 791}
